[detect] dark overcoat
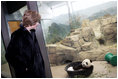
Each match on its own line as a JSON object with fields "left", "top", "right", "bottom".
{"left": 5, "top": 25, "right": 46, "bottom": 78}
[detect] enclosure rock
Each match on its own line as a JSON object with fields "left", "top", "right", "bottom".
{"left": 89, "top": 19, "right": 103, "bottom": 40}
{"left": 81, "top": 27, "right": 95, "bottom": 42}
{"left": 100, "top": 15, "right": 117, "bottom": 26}
{"left": 60, "top": 35, "right": 79, "bottom": 47}
{"left": 81, "top": 42, "right": 93, "bottom": 51}
{"left": 70, "top": 28, "right": 82, "bottom": 36}
{"left": 77, "top": 44, "right": 117, "bottom": 61}
{"left": 81, "top": 19, "right": 90, "bottom": 27}
{"left": 47, "top": 44, "right": 78, "bottom": 65}
{"left": 61, "top": 27, "right": 99, "bottom": 52}
{"left": 81, "top": 15, "right": 117, "bottom": 43}
{"left": 101, "top": 23, "right": 117, "bottom": 45}
{"left": 47, "top": 15, "right": 117, "bottom": 65}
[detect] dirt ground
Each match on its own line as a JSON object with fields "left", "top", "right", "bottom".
{"left": 51, "top": 61, "right": 117, "bottom": 78}
{"left": 1, "top": 61, "right": 117, "bottom": 78}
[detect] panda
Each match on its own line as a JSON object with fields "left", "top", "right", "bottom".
{"left": 82, "top": 59, "right": 93, "bottom": 68}
{"left": 67, "top": 59, "right": 94, "bottom": 77}
{"left": 67, "top": 59, "right": 93, "bottom": 71}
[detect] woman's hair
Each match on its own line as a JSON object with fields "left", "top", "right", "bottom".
{"left": 22, "top": 10, "right": 41, "bottom": 27}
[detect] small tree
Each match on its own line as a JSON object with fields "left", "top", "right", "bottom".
{"left": 69, "top": 14, "right": 81, "bottom": 31}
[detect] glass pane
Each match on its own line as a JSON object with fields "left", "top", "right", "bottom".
{"left": 37, "top": 1, "right": 117, "bottom": 78}
{"left": 37, "top": 1, "right": 70, "bottom": 44}
{"left": 71, "top": 1, "right": 117, "bottom": 21}
{"left": 7, "top": 5, "right": 27, "bottom": 21}
{"left": 1, "top": 38, "right": 7, "bottom": 65}
{"left": 7, "top": 5, "right": 27, "bottom": 34}
{"left": 37, "top": 2, "right": 71, "bottom": 78}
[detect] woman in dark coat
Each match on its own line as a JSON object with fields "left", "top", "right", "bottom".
{"left": 5, "top": 10, "right": 46, "bottom": 78}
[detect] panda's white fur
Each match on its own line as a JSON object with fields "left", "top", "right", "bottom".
{"left": 67, "top": 66, "right": 74, "bottom": 71}
{"left": 82, "top": 59, "right": 93, "bottom": 68}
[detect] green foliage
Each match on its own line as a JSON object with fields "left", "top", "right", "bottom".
{"left": 46, "top": 22, "right": 70, "bottom": 44}
{"left": 45, "top": 14, "right": 81, "bottom": 44}
{"left": 69, "top": 15, "right": 81, "bottom": 30}
{"left": 46, "top": 34, "right": 62, "bottom": 44}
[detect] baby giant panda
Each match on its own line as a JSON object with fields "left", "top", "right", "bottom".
{"left": 67, "top": 59, "right": 93, "bottom": 71}
{"left": 82, "top": 59, "right": 93, "bottom": 68}
{"left": 73, "top": 59, "right": 93, "bottom": 70}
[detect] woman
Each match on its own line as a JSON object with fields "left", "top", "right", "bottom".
{"left": 5, "top": 10, "right": 46, "bottom": 78}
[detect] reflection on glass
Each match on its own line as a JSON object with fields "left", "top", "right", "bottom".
{"left": 1, "top": 38, "right": 11, "bottom": 77}
{"left": 37, "top": 1, "right": 70, "bottom": 44}
{"left": 1, "top": 38, "right": 7, "bottom": 65}
{"left": 7, "top": 6, "right": 27, "bottom": 21}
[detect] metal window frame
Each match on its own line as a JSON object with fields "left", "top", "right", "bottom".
{"left": 1, "top": 2, "right": 16, "bottom": 78}
{"left": 27, "top": 1, "right": 52, "bottom": 78}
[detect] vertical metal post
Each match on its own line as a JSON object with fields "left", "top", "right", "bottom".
{"left": 1, "top": 2, "right": 10, "bottom": 49}
{"left": 1, "top": 2, "right": 16, "bottom": 78}
{"left": 66, "top": 1, "right": 72, "bottom": 33}
{"left": 27, "top": 1, "right": 52, "bottom": 78}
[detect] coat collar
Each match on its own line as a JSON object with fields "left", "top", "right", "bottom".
{"left": 20, "top": 23, "right": 36, "bottom": 41}
{"left": 20, "top": 23, "right": 28, "bottom": 32}
{"left": 20, "top": 23, "right": 36, "bottom": 32}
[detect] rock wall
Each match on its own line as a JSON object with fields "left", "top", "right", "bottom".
{"left": 60, "top": 27, "right": 99, "bottom": 52}
{"left": 101, "top": 23, "right": 117, "bottom": 45}
{"left": 47, "top": 15, "right": 117, "bottom": 65}
{"left": 46, "top": 44, "right": 78, "bottom": 66}
{"left": 77, "top": 44, "right": 117, "bottom": 61}
{"left": 82, "top": 15, "right": 117, "bottom": 45}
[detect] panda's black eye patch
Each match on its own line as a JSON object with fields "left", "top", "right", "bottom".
{"left": 86, "top": 62, "right": 88, "bottom": 65}
{"left": 90, "top": 60, "right": 92, "bottom": 63}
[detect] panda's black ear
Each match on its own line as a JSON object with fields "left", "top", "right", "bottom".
{"left": 90, "top": 60, "right": 92, "bottom": 63}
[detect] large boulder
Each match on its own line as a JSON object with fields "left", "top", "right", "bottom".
{"left": 81, "top": 15, "right": 117, "bottom": 44}
{"left": 77, "top": 44, "right": 117, "bottom": 61}
{"left": 61, "top": 27, "right": 99, "bottom": 52}
{"left": 60, "top": 35, "right": 82, "bottom": 52}
{"left": 81, "top": 42, "right": 96, "bottom": 51}
{"left": 101, "top": 23, "right": 117, "bottom": 45}
{"left": 70, "top": 28, "right": 82, "bottom": 36}
{"left": 100, "top": 15, "right": 117, "bottom": 26}
{"left": 81, "top": 27, "right": 95, "bottom": 42}
{"left": 60, "top": 35, "right": 79, "bottom": 47}
{"left": 47, "top": 44, "right": 78, "bottom": 65}
{"left": 89, "top": 19, "right": 104, "bottom": 40}
{"left": 81, "top": 27, "right": 99, "bottom": 50}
